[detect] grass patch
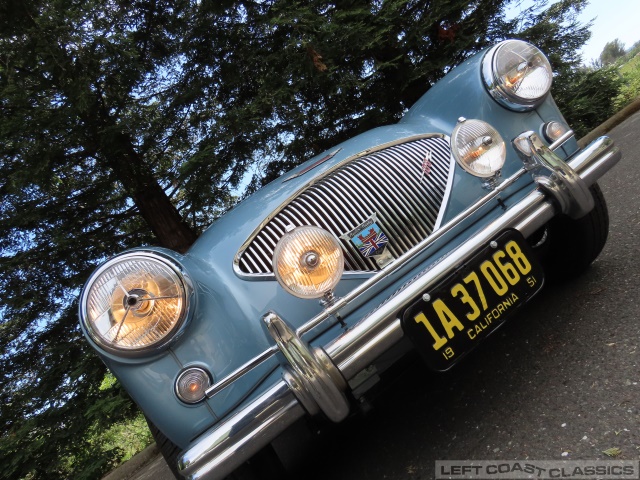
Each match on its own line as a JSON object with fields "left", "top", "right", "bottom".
{"left": 60, "top": 413, "right": 153, "bottom": 480}
{"left": 99, "top": 414, "right": 153, "bottom": 464}
{"left": 615, "top": 53, "right": 640, "bottom": 109}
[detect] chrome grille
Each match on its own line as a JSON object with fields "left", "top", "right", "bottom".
{"left": 236, "top": 135, "right": 454, "bottom": 275}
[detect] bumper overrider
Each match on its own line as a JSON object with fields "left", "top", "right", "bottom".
{"left": 178, "top": 133, "right": 620, "bottom": 480}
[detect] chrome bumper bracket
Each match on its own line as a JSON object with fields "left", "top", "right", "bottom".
{"left": 514, "top": 131, "right": 594, "bottom": 219}
{"left": 263, "top": 312, "right": 349, "bottom": 423}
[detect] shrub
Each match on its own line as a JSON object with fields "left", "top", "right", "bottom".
{"left": 553, "top": 67, "right": 623, "bottom": 139}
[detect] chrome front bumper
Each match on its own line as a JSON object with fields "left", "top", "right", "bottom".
{"left": 178, "top": 134, "right": 620, "bottom": 480}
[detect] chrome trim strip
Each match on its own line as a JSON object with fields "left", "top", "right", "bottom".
{"left": 283, "top": 148, "right": 343, "bottom": 182}
{"left": 204, "top": 346, "right": 278, "bottom": 397}
{"left": 433, "top": 147, "right": 456, "bottom": 230}
{"left": 548, "top": 129, "right": 574, "bottom": 151}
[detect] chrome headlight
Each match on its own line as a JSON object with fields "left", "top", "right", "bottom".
{"left": 80, "top": 252, "right": 190, "bottom": 355}
{"left": 482, "top": 39, "right": 553, "bottom": 111}
{"left": 272, "top": 225, "right": 344, "bottom": 299}
{"left": 451, "top": 118, "right": 506, "bottom": 177}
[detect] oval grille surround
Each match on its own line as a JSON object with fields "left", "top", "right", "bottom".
{"left": 236, "top": 135, "right": 454, "bottom": 275}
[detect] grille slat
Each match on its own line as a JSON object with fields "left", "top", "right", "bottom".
{"left": 290, "top": 197, "right": 363, "bottom": 271}
{"left": 360, "top": 158, "right": 431, "bottom": 238}
{"left": 388, "top": 148, "right": 445, "bottom": 219}
{"left": 237, "top": 136, "right": 454, "bottom": 274}
{"left": 251, "top": 237, "right": 275, "bottom": 272}
{"left": 280, "top": 203, "right": 308, "bottom": 229}
{"left": 331, "top": 179, "right": 382, "bottom": 270}
{"left": 303, "top": 190, "right": 366, "bottom": 270}
{"left": 338, "top": 166, "right": 411, "bottom": 254}
{"left": 316, "top": 184, "right": 378, "bottom": 271}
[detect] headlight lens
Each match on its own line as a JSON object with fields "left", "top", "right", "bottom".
{"left": 482, "top": 39, "right": 553, "bottom": 111}
{"left": 451, "top": 119, "right": 506, "bottom": 177}
{"left": 273, "top": 226, "right": 344, "bottom": 299}
{"left": 80, "top": 252, "right": 189, "bottom": 354}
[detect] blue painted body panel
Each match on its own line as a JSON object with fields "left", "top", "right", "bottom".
{"left": 84, "top": 46, "right": 582, "bottom": 448}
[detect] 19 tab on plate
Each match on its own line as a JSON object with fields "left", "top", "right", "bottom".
{"left": 402, "top": 229, "right": 544, "bottom": 371}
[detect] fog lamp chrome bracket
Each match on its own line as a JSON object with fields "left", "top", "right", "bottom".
{"left": 513, "top": 131, "right": 594, "bottom": 219}
{"left": 482, "top": 171, "right": 502, "bottom": 191}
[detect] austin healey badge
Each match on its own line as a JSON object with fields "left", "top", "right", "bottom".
{"left": 342, "top": 215, "right": 395, "bottom": 268}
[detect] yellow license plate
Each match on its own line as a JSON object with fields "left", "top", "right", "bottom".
{"left": 402, "top": 229, "right": 544, "bottom": 371}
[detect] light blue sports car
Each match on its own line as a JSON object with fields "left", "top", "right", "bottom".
{"left": 79, "top": 40, "right": 621, "bottom": 479}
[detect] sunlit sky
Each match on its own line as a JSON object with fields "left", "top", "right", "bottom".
{"left": 511, "top": 0, "right": 640, "bottom": 64}
{"left": 577, "top": 0, "right": 640, "bottom": 62}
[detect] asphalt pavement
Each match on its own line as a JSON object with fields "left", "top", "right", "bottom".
{"left": 116, "top": 110, "right": 640, "bottom": 480}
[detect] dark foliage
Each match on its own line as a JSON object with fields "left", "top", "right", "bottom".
{"left": 553, "top": 67, "right": 623, "bottom": 138}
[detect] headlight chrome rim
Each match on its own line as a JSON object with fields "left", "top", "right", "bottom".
{"left": 79, "top": 251, "right": 192, "bottom": 357}
{"left": 482, "top": 39, "right": 553, "bottom": 111}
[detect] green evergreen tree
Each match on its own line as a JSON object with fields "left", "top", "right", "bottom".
{"left": 0, "top": 1, "right": 606, "bottom": 478}
{"left": 600, "top": 38, "right": 626, "bottom": 65}
{"left": 553, "top": 66, "right": 623, "bottom": 138}
{"left": 0, "top": 1, "right": 201, "bottom": 477}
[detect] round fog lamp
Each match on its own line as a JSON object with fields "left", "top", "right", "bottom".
{"left": 176, "top": 367, "right": 211, "bottom": 404}
{"left": 451, "top": 119, "right": 506, "bottom": 177}
{"left": 273, "top": 226, "right": 344, "bottom": 299}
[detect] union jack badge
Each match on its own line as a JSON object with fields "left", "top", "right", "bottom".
{"left": 341, "top": 215, "right": 395, "bottom": 268}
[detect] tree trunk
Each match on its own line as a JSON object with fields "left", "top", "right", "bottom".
{"left": 44, "top": 36, "right": 199, "bottom": 254}
{"left": 106, "top": 131, "right": 198, "bottom": 253}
